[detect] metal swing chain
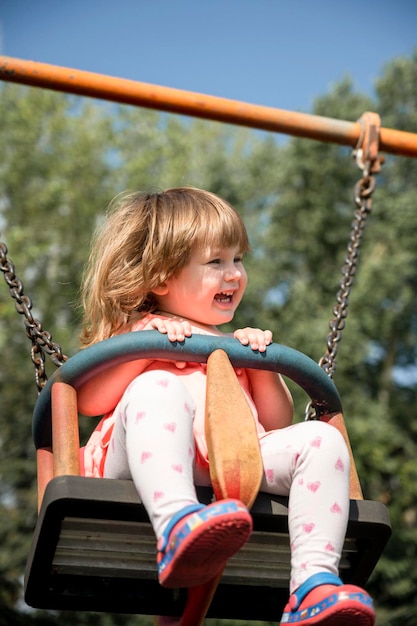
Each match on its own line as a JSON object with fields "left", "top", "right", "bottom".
{"left": 0, "top": 241, "right": 67, "bottom": 392}
{"left": 317, "top": 165, "right": 376, "bottom": 379}
{"left": 305, "top": 112, "right": 383, "bottom": 419}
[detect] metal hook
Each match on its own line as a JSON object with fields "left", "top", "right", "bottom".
{"left": 353, "top": 111, "right": 384, "bottom": 175}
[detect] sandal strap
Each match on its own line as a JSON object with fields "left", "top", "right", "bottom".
{"left": 158, "top": 503, "right": 205, "bottom": 552}
{"left": 281, "top": 588, "right": 374, "bottom": 623}
{"left": 290, "top": 572, "right": 343, "bottom": 610}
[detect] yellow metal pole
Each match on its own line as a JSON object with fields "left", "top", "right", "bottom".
{"left": 1, "top": 56, "right": 417, "bottom": 157}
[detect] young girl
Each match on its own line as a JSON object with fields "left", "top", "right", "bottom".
{"left": 78, "top": 187, "right": 375, "bottom": 625}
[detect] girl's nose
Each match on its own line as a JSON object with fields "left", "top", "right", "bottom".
{"left": 225, "top": 266, "right": 241, "bottom": 281}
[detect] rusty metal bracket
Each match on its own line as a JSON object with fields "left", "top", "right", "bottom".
{"left": 353, "top": 111, "right": 384, "bottom": 174}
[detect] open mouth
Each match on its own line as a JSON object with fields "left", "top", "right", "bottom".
{"left": 214, "top": 291, "right": 234, "bottom": 303}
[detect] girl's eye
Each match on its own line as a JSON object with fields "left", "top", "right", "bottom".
{"left": 234, "top": 257, "right": 243, "bottom": 263}
{"left": 208, "top": 258, "right": 221, "bottom": 265}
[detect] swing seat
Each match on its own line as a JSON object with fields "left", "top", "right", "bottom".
{"left": 25, "top": 332, "right": 391, "bottom": 621}
{"left": 25, "top": 476, "right": 390, "bottom": 621}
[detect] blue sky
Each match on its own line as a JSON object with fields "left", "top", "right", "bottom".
{"left": 1, "top": 0, "right": 416, "bottom": 120}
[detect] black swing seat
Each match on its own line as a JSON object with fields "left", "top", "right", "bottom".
{"left": 25, "top": 333, "right": 392, "bottom": 621}
{"left": 25, "top": 476, "right": 391, "bottom": 621}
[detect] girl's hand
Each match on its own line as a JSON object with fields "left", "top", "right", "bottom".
{"left": 233, "top": 327, "right": 273, "bottom": 352}
{"left": 149, "top": 317, "right": 192, "bottom": 343}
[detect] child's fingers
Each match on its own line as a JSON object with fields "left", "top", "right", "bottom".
{"left": 151, "top": 319, "right": 192, "bottom": 342}
{"left": 233, "top": 328, "right": 273, "bottom": 352}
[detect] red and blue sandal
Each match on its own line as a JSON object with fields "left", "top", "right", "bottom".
{"left": 280, "top": 572, "right": 375, "bottom": 625}
{"left": 157, "top": 499, "right": 252, "bottom": 588}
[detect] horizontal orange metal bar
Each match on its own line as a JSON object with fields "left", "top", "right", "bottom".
{"left": 1, "top": 56, "right": 417, "bottom": 158}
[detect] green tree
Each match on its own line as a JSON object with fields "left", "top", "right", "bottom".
{"left": 0, "top": 84, "right": 132, "bottom": 625}
{"left": 260, "top": 56, "right": 417, "bottom": 625}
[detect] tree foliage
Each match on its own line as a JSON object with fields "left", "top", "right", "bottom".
{"left": 0, "top": 50, "right": 417, "bottom": 625}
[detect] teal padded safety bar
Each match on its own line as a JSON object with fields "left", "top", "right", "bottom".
{"left": 32, "top": 330, "right": 342, "bottom": 450}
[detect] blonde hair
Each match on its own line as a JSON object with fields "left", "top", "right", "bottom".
{"left": 80, "top": 187, "right": 250, "bottom": 346}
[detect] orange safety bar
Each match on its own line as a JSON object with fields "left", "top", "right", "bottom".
{"left": 1, "top": 55, "right": 417, "bottom": 158}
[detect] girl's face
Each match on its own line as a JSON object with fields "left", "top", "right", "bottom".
{"left": 154, "top": 244, "right": 248, "bottom": 328}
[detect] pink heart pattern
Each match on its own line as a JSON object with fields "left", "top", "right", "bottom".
{"left": 135, "top": 410, "right": 146, "bottom": 424}
{"left": 307, "top": 481, "right": 321, "bottom": 493}
{"left": 310, "top": 436, "right": 322, "bottom": 448}
{"left": 330, "top": 502, "right": 343, "bottom": 514}
{"left": 141, "top": 451, "right": 152, "bottom": 463}
{"left": 163, "top": 422, "right": 177, "bottom": 433}
{"left": 303, "top": 523, "right": 315, "bottom": 534}
{"left": 335, "top": 457, "right": 345, "bottom": 471}
{"left": 265, "top": 468, "right": 275, "bottom": 483}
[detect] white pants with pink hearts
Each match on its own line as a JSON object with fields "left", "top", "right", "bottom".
{"left": 104, "top": 370, "right": 350, "bottom": 592}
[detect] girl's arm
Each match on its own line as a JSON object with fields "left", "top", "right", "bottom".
{"left": 78, "top": 316, "right": 192, "bottom": 416}
{"left": 77, "top": 358, "right": 152, "bottom": 416}
{"left": 246, "top": 369, "right": 294, "bottom": 431}
{"left": 233, "top": 327, "right": 294, "bottom": 431}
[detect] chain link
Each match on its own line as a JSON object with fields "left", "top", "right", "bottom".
{"left": 0, "top": 241, "right": 67, "bottom": 392}
{"left": 318, "top": 172, "right": 376, "bottom": 378}
{"left": 305, "top": 162, "right": 378, "bottom": 419}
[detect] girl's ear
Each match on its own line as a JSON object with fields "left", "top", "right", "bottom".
{"left": 151, "top": 282, "right": 169, "bottom": 296}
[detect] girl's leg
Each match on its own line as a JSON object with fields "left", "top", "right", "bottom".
{"left": 104, "top": 370, "right": 252, "bottom": 588}
{"left": 104, "top": 370, "right": 199, "bottom": 538}
{"left": 259, "top": 420, "right": 374, "bottom": 624}
{"left": 259, "top": 420, "right": 351, "bottom": 593}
